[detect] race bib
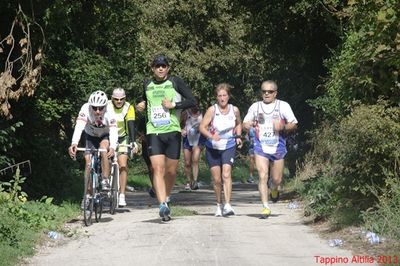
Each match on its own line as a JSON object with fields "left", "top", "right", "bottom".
{"left": 151, "top": 106, "right": 171, "bottom": 127}
{"left": 258, "top": 118, "right": 279, "bottom": 146}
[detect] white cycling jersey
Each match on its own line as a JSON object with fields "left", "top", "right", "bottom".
{"left": 71, "top": 103, "right": 118, "bottom": 150}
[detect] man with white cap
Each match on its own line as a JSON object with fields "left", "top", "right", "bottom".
{"left": 107, "top": 88, "right": 138, "bottom": 207}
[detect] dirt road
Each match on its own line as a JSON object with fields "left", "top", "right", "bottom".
{"left": 25, "top": 184, "right": 376, "bottom": 266}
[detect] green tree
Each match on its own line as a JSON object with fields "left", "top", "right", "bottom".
{"left": 309, "top": 0, "right": 400, "bottom": 120}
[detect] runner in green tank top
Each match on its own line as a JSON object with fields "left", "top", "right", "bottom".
{"left": 137, "top": 54, "right": 195, "bottom": 221}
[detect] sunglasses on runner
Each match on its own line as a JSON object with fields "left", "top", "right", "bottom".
{"left": 154, "top": 64, "right": 167, "bottom": 69}
{"left": 112, "top": 97, "right": 125, "bottom": 102}
{"left": 262, "top": 89, "right": 276, "bottom": 95}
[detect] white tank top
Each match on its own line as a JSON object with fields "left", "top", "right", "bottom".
{"left": 206, "top": 104, "right": 236, "bottom": 150}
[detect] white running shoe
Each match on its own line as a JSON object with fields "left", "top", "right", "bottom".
{"left": 184, "top": 183, "right": 191, "bottom": 190}
{"left": 215, "top": 204, "right": 222, "bottom": 217}
{"left": 119, "top": 193, "right": 127, "bottom": 207}
{"left": 223, "top": 203, "right": 235, "bottom": 216}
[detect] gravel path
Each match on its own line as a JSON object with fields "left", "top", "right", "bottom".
{"left": 24, "top": 184, "right": 376, "bottom": 266}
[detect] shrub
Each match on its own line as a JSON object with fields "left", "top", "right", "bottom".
{"left": 295, "top": 101, "right": 400, "bottom": 224}
{"left": 336, "top": 100, "right": 400, "bottom": 210}
{"left": 0, "top": 170, "right": 79, "bottom": 266}
{"left": 362, "top": 177, "right": 400, "bottom": 241}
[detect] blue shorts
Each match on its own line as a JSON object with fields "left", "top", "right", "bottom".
{"left": 248, "top": 143, "right": 254, "bottom": 156}
{"left": 205, "top": 146, "right": 236, "bottom": 168}
{"left": 182, "top": 135, "right": 206, "bottom": 150}
{"left": 253, "top": 146, "right": 287, "bottom": 161}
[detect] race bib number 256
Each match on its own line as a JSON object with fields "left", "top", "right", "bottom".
{"left": 151, "top": 106, "right": 171, "bottom": 127}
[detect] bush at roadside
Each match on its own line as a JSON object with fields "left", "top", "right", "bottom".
{"left": 296, "top": 101, "right": 400, "bottom": 231}
{"left": 0, "top": 169, "right": 79, "bottom": 266}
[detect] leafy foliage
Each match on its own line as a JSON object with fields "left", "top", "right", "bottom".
{"left": 0, "top": 170, "right": 78, "bottom": 266}
{"left": 0, "top": 121, "right": 22, "bottom": 167}
{"left": 363, "top": 177, "right": 400, "bottom": 241}
{"left": 136, "top": 0, "right": 263, "bottom": 108}
{"left": 296, "top": 101, "right": 400, "bottom": 224}
{"left": 309, "top": 0, "right": 400, "bottom": 120}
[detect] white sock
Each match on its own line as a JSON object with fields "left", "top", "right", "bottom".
{"left": 263, "top": 202, "right": 269, "bottom": 208}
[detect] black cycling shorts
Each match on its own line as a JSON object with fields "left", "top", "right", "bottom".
{"left": 146, "top": 132, "right": 181, "bottom": 160}
{"left": 84, "top": 132, "right": 109, "bottom": 154}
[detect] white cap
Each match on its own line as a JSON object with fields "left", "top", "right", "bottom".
{"left": 112, "top": 88, "right": 126, "bottom": 98}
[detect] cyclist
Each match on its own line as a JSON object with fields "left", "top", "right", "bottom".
{"left": 199, "top": 83, "right": 243, "bottom": 217}
{"left": 107, "top": 88, "right": 138, "bottom": 207}
{"left": 242, "top": 80, "right": 298, "bottom": 218}
{"left": 68, "top": 90, "right": 118, "bottom": 194}
{"left": 137, "top": 54, "right": 195, "bottom": 221}
{"left": 180, "top": 96, "right": 206, "bottom": 190}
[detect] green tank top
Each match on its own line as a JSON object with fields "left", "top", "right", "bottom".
{"left": 146, "top": 79, "right": 181, "bottom": 134}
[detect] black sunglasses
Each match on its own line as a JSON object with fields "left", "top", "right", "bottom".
{"left": 154, "top": 64, "right": 167, "bottom": 69}
{"left": 91, "top": 106, "right": 105, "bottom": 111}
{"left": 112, "top": 97, "right": 125, "bottom": 102}
{"left": 262, "top": 90, "right": 276, "bottom": 94}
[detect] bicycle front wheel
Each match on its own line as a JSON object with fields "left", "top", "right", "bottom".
{"left": 94, "top": 194, "right": 103, "bottom": 222}
{"left": 83, "top": 173, "right": 94, "bottom": 226}
{"left": 110, "top": 164, "right": 119, "bottom": 215}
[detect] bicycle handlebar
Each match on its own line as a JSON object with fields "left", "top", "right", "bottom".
{"left": 76, "top": 147, "right": 108, "bottom": 152}
{"left": 117, "top": 143, "right": 133, "bottom": 149}
{"left": 72, "top": 142, "right": 138, "bottom": 161}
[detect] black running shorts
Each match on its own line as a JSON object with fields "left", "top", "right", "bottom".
{"left": 146, "top": 132, "right": 182, "bottom": 160}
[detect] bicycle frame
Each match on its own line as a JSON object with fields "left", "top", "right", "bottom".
{"left": 76, "top": 147, "right": 107, "bottom": 226}
{"left": 109, "top": 154, "right": 120, "bottom": 214}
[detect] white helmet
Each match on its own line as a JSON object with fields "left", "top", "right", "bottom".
{"left": 88, "top": 90, "right": 108, "bottom": 107}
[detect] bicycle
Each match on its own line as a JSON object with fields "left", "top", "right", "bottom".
{"left": 76, "top": 147, "right": 107, "bottom": 226}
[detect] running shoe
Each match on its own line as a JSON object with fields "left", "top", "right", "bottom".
{"left": 270, "top": 187, "right": 280, "bottom": 203}
{"left": 191, "top": 180, "right": 199, "bottom": 190}
{"left": 159, "top": 203, "right": 171, "bottom": 221}
{"left": 119, "top": 193, "right": 127, "bottom": 207}
{"left": 184, "top": 183, "right": 191, "bottom": 190}
{"left": 215, "top": 204, "right": 222, "bottom": 217}
{"left": 261, "top": 206, "right": 271, "bottom": 218}
{"left": 247, "top": 176, "right": 254, "bottom": 183}
{"left": 148, "top": 187, "right": 156, "bottom": 198}
{"left": 101, "top": 179, "right": 111, "bottom": 191}
{"left": 222, "top": 203, "right": 235, "bottom": 216}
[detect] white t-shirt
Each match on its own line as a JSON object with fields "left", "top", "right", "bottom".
{"left": 243, "top": 100, "right": 297, "bottom": 125}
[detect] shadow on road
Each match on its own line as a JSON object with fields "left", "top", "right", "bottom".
{"left": 125, "top": 183, "right": 297, "bottom": 210}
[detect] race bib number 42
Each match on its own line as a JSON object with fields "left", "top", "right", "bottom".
{"left": 151, "top": 106, "right": 171, "bottom": 127}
